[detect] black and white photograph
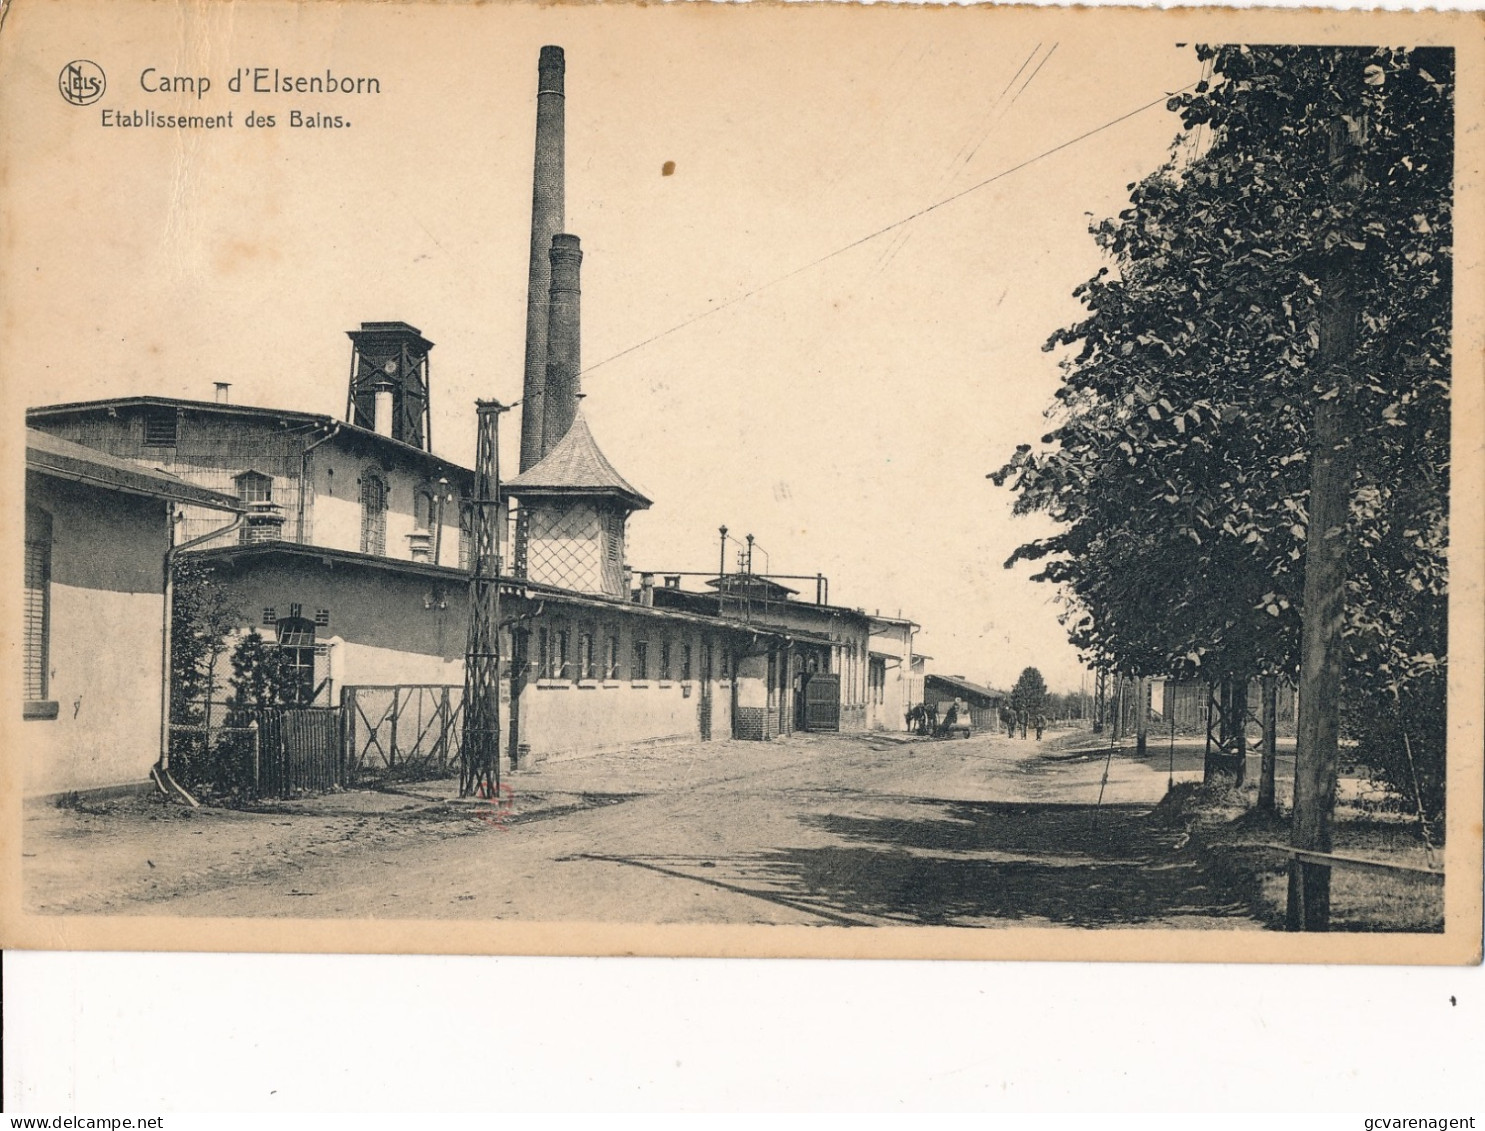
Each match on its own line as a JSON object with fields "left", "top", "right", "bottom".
{"left": 2, "top": 0, "right": 1479, "bottom": 964}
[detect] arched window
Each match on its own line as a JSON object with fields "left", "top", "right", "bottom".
{"left": 274, "top": 616, "right": 317, "bottom": 705}
{"left": 235, "top": 470, "right": 273, "bottom": 504}
{"left": 414, "top": 488, "right": 435, "bottom": 532}
{"left": 360, "top": 470, "right": 387, "bottom": 555}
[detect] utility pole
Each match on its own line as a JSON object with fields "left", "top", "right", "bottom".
{"left": 461, "top": 399, "right": 513, "bottom": 799}
{"left": 1289, "top": 105, "right": 1367, "bottom": 931}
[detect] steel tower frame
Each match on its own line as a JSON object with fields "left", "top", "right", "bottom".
{"left": 461, "top": 399, "right": 512, "bottom": 798}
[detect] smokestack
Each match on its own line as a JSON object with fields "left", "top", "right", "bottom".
{"left": 541, "top": 233, "right": 582, "bottom": 452}
{"left": 519, "top": 45, "right": 566, "bottom": 472}
{"left": 371, "top": 378, "right": 395, "bottom": 437}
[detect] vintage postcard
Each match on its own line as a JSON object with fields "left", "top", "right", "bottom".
{"left": 1, "top": 0, "right": 1479, "bottom": 963}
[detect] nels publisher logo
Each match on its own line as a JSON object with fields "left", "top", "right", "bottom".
{"left": 58, "top": 60, "right": 105, "bottom": 106}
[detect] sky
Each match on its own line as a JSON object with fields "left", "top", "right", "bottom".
{"left": 2, "top": 2, "right": 1220, "bottom": 692}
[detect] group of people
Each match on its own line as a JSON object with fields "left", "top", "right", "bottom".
{"left": 905, "top": 702, "right": 1050, "bottom": 740}
{"left": 999, "top": 707, "right": 1047, "bottom": 740}
{"left": 906, "top": 702, "right": 939, "bottom": 736}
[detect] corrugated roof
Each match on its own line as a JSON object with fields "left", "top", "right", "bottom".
{"left": 502, "top": 411, "right": 651, "bottom": 510}
{"left": 27, "top": 428, "right": 241, "bottom": 511}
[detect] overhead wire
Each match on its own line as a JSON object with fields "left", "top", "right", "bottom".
{"left": 582, "top": 77, "right": 1202, "bottom": 381}
{"left": 875, "top": 41, "right": 1052, "bottom": 274}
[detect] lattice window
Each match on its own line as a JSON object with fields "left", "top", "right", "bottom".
{"left": 632, "top": 639, "right": 648, "bottom": 681}
{"left": 606, "top": 635, "right": 621, "bottom": 680}
{"left": 556, "top": 629, "right": 571, "bottom": 680}
{"left": 23, "top": 507, "right": 51, "bottom": 702}
{"left": 360, "top": 471, "right": 387, "bottom": 555}
{"left": 659, "top": 638, "right": 672, "bottom": 681}
{"left": 235, "top": 471, "right": 272, "bottom": 503}
{"left": 681, "top": 643, "right": 693, "bottom": 683}
{"left": 525, "top": 502, "right": 604, "bottom": 593}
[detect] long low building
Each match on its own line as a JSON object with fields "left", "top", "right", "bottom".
{"left": 922, "top": 673, "right": 1006, "bottom": 733}
{"left": 184, "top": 541, "right": 795, "bottom": 767}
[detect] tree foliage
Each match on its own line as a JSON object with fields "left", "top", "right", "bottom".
{"left": 1009, "top": 667, "right": 1049, "bottom": 718}
{"left": 170, "top": 559, "right": 239, "bottom": 725}
{"left": 227, "top": 630, "right": 303, "bottom": 709}
{"left": 991, "top": 46, "right": 1451, "bottom": 814}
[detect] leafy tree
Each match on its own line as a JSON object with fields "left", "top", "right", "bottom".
{"left": 992, "top": 46, "right": 1450, "bottom": 815}
{"left": 1009, "top": 667, "right": 1048, "bottom": 719}
{"left": 170, "top": 560, "right": 239, "bottom": 722}
{"left": 168, "top": 560, "right": 240, "bottom": 781}
{"left": 227, "top": 630, "right": 302, "bottom": 709}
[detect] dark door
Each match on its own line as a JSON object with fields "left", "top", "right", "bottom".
{"left": 699, "top": 641, "right": 713, "bottom": 741}
{"left": 802, "top": 672, "right": 841, "bottom": 732}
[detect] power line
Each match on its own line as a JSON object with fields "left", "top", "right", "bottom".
{"left": 878, "top": 41, "right": 1056, "bottom": 274}
{"left": 1001, "top": 42, "right": 1058, "bottom": 116}
{"left": 582, "top": 80, "right": 1199, "bottom": 380}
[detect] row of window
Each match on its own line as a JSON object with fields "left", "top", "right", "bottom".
{"left": 533, "top": 628, "right": 732, "bottom": 683}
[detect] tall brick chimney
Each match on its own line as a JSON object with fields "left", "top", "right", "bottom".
{"left": 519, "top": 46, "right": 566, "bottom": 472}
{"left": 541, "top": 234, "right": 582, "bottom": 453}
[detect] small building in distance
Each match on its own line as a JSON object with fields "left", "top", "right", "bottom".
{"left": 23, "top": 429, "right": 240, "bottom": 796}
{"left": 922, "top": 673, "right": 1006, "bottom": 734}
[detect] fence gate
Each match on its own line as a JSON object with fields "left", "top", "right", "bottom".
{"left": 802, "top": 672, "right": 841, "bottom": 732}
{"left": 343, "top": 685, "right": 464, "bottom": 783}
{"left": 255, "top": 707, "right": 343, "bottom": 797}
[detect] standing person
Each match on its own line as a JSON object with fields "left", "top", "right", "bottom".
{"left": 1034, "top": 714, "right": 1046, "bottom": 741}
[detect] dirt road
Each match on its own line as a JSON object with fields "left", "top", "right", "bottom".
{"left": 25, "top": 730, "right": 1264, "bottom": 928}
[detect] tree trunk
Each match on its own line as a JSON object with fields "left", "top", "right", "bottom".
{"left": 1290, "top": 114, "right": 1364, "bottom": 932}
{"left": 1135, "top": 676, "right": 1148, "bottom": 757}
{"left": 1258, "top": 674, "right": 1279, "bottom": 811}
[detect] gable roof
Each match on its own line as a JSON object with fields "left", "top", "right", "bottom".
{"left": 924, "top": 672, "right": 1005, "bottom": 703}
{"left": 26, "top": 396, "right": 471, "bottom": 479}
{"left": 27, "top": 428, "right": 241, "bottom": 511}
{"left": 502, "top": 410, "right": 651, "bottom": 510}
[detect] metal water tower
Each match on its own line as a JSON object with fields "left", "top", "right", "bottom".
{"left": 345, "top": 321, "right": 433, "bottom": 449}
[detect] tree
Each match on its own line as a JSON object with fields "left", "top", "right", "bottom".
{"left": 168, "top": 560, "right": 240, "bottom": 780}
{"left": 1009, "top": 667, "right": 1048, "bottom": 720}
{"left": 227, "top": 630, "right": 302, "bottom": 710}
{"left": 992, "top": 46, "right": 1450, "bottom": 815}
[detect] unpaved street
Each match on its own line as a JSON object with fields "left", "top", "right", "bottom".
{"left": 26, "top": 730, "right": 1264, "bottom": 928}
